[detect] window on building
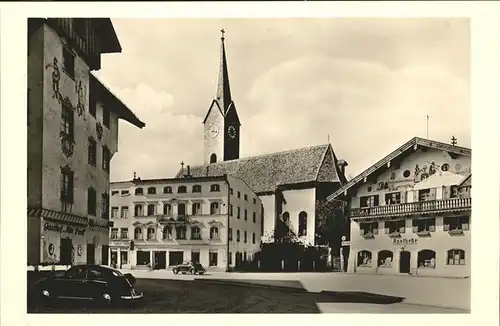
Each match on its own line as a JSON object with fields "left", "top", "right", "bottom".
{"left": 447, "top": 249, "right": 465, "bottom": 265}
{"left": 111, "top": 207, "right": 119, "bottom": 219}
{"left": 135, "top": 188, "right": 143, "bottom": 195}
{"left": 147, "top": 187, "right": 156, "bottom": 195}
{"left": 89, "top": 92, "right": 96, "bottom": 117}
{"left": 417, "top": 249, "right": 436, "bottom": 268}
{"left": 191, "top": 251, "right": 200, "bottom": 263}
{"left": 244, "top": 194, "right": 248, "bottom": 201}
{"left": 229, "top": 204, "right": 233, "bottom": 216}
{"left": 102, "top": 146, "right": 110, "bottom": 173}
{"left": 252, "top": 232, "right": 256, "bottom": 244}
{"left": 61, "top": 103, "right": 74, "bottom": 143}
{"left": 244, "top": 209, "right": 248, "bottom": 221}
{"left": 237, "top": 191, "right": 241, "bottom": 199}
{"left": 134, "top": 204, "right": 143, "bottom": 217}
{"left": 418, "top": 189, "right": 432, "bottom": 201}
{"left": 385, "top": 192, "right": 401, "bottom": 205}
{"left": 210, "top": 202, "right": 219, "bottom": 215}
{"left": 253, "top": 212, "right": 256, "bottom": 223}
{"left": 103, "top": 107, "right": 110, "bottom": 128}
{"left": 210, "top": 227, "right": 220, "bottom": 240}
{"left": 192, "top": 202, "right": 202, "bottom": 215}
{"left": 120, "top": 206, "right": 129, "bottom": 218}
{"left": 377, "top": 250, "right": 393, "bottom": 267}
{"left": 359, "top": 221, "right": 378, "bottom": 237}
{"left": 253, "top": 198, "right": 256, "bottom": 205}
{"left": 360, "top": 195, "right": 379, "bottom": 208}
{"left": 60, "top": 167, "right": 74, "bottom": 208}
{"left": 163, "top": 204, "right": 171, "bottom": 216}
{"left": 110, "top": 228, "right": 118, "bottom": 239}
{"left": 210, "top": 154, "right": 217, "bottom": 164}
{"left": 147, "top": 227, "right": 156, "bottom": 240}
{"left": 244, "top": 231, "right": 247, "bottom": 243}
{"left": 228, "top": 252, "right": 232, "bottom": 265}
{"left": 163, "top": 186, "right": 172, "bottom": 194}
{"left": 192, "top": 185, "right": 202, "bottom": 193}
{"left": 229, "top": 188, "right": 233, "bottom": 195}
{"left": 101, "top": 193, "right": 109, "bottom": 219}
{"left": 163, "top": 226, "right": 173, "bottom": 240}
{"left": 87, "top": 187, "right": 96, "bottom": 216}
{"left": 121, "top": 190, "right": 129, "bottom": 195}
{"left": 191, "top": 226, "right": 201, "bottom": 240}
{"left": 62, "top": 46, "right": 75, "bottom": 79}
{"left": 120, "top": 228, "right": 128, "bottom": 239}
{"left": 111, "top": 190, "right": 119, "bottom": 196}
{"left": 88, "top": 137, "right": 96, "bottom": 166}
{"left": 136, "top": 251, "right": 150, "bottom": 266}
{"left": 210, "top": 184, "right": 220, "bottom": 192}
{"left": 412, "top": 218, "right": 436, "bottom": 234}
{"left": 443, "top": 216, "right": 470, "bottom": 233}
{"left": 228, "top": 228, "right": 233, "bottom": 241}
{"left": 209, "top": 251, "right": 218, "bottom": 266}
{"left": 177, "top": 203, "right": 186, "bottom": 217}
{"left": 357, "top": 250, "right": 372, "bottom": 267}
{"left": 236, "top": 230, "right": 240, "bottom": 242}
{"left": 176, "top": 226, "right": 187, "bottom": 239}
{"left": 298, "top": 211, "right": 307, "bottom": 236}
{"left": 177, "top": 185, "right": 187, "bottom": 193}
{"left": 237, "top": 206, "right": 241, "bottom": 219}
{"left": 147, "top": 204, "right": 155, "bottom": 216}
{"left": 134, "top": 228, "right": 143, "bottom": 240}
{"left": 450, "top": 185, "right": 460, "bottom": 198}
{"left": 384, "top": 220, "right": 405, "bottom": 235}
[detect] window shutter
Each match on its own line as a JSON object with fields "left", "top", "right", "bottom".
{"left": 400, "top": 191, "right": 406, "bottom": 204}
{"left": 443, "top": 186, "right": 450, "bottom": 199}
{"left": 414, "top": 190, "right": 420, "bottom": 202}
{"left": 429, "top": 225, "right": 436, "bottom": 232}
{"left": 412, "top": 226, "right": 418, "bottom": 233}
{"left": 68, "top": 173, "right": 74, "bottom": 203}
{"left": 430, "top": 188, "right": 437, "bottom": 200}
{"left": 462, "top": 223, "right": 469, "bottom": 230}
{"left": 443, "top": 224, "right": 450, "bottom": 231}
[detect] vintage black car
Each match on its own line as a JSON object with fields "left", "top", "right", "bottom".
{"left": 33, "top": 264, "right": 143, "bottom": 305}
{"left": 172, "top": 261, "right": 206, "bottom": 275}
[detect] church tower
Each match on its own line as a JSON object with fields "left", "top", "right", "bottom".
{"left": 202, "top": 29, "right": 241, "bottom": 164}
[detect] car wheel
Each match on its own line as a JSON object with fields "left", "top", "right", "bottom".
{"left": 173, "top": 269, "right": 178, "bottom": 274}
{"left": 190, "top": 268, "right": 195, "bottom": 275}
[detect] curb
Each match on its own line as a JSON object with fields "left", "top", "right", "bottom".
{"left": 192, "top": 278, "right": 309, "bottom": 293}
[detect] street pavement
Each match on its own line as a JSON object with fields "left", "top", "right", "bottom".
{"left": 119, "top": 269, "right": 470, "bottom": 312}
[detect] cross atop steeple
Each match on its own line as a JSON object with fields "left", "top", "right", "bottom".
{"left": 221, "top": 28, "right": 225, "bottom": 40}
{"left": 451, "top": 136, "right": 457, "bottom": 146}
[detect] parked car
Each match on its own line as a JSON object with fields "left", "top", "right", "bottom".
{"left": 172, "top": 261, "right": 206, "bottom": 275}
{"left": 32, "top": 264, "right": 143, "bottom": 306}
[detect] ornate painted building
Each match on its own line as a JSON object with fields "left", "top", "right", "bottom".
{"left": 27, "top": 18, "right": 144, "bottom": 266}
{"left": 327, "top": 137, "right": 471, "bottom": 278}
{"left": 176, "top": 31, "right": 348, "bottom": 247}
{"left": 108, "top": 174, "right": 262, "bottom": 271}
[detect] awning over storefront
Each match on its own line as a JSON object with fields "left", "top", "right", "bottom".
{"left": 28, "top": 207, "right": 88, "bottom": 226}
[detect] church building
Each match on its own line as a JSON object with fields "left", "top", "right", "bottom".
{"left": 176, "top": 30, "right": 348, "bottom": 246}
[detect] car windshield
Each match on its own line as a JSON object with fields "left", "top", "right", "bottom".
{"left": 102, "top": 265, "right": 123, "bottom": 276}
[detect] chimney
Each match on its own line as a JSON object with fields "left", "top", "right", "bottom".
{"left": 187, "top": 165, "right": 191, "bottom": 177}
{"left": 337, "top": 159, "right": 348, "bottom": 176}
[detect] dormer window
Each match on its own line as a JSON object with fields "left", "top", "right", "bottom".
{"left": 147, "top": 187, "right": 156, "bottom": 195}
{"left": 163, "top": 186, "right": 172, "bottom": 194}
{"left": 135, "top": 187, "right": 143, "bottom": 195}
{"left": 177, "top": 186, "right": 187, "bottom": 194}
{"left": 192, "top": 185, "right": 202, "bottom": 193}
{"left": 210, "top": 184, "right": 220, "bottom": 192}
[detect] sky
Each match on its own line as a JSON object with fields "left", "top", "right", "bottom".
{"left": 94, "top": 18, "right": 471, "bottom": 182}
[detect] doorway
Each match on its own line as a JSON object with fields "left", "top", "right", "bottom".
{"left": 102, "top": 245, "right": 109, "bottom": 266}
{"left": 154, "top": 251, "right": 167, "bottom": 269}
{"left": 399, "top": 251, "right": 411, "bottom": 274}
{"left": 60, "top": 238, "right": 73, "bottom": 265}
{"left": 87, "top": 243, "right": 95, "bottom": 265}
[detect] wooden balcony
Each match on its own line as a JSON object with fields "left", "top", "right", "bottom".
{"left": 351, "top": 197, "right": 471, "bottom": 220}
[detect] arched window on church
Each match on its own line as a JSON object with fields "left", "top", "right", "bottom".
{"left": 298, "top": 211, "right": 307, "bottom": 236}
{"left": 282, "top": 212, "right": 290, "bottom": 224}
{"left": 210, "top": 153, "right": 217, "bottom": 163}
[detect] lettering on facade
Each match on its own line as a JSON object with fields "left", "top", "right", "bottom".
{"left": 392, "top": 238, "right": 418, "bottom": 245}
{"left": 44, "top": 223, "right": 85, "bottom": 236}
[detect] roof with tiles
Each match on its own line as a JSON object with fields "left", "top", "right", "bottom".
{"left": 175, "top": 144, "right": 345, "bottom": 194}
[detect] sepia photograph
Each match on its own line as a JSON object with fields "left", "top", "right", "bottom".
{"left": 24, "top": 16, "right": 475, "bottom": 314}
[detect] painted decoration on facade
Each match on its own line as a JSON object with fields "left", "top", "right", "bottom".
{"left": 96, "top": 122, "right": 103, "bottom": 140}
{"left": 75, "top": 80, "right": 86, "bottom": 117}
{"left": 77, "top": 245, "right": 82, "bottom": 256}
{"left": 45, "top": 57, "right": 62, "bottom": 103}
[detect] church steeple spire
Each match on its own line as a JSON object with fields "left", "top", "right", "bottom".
{"left": 216, "top": 28, "right": 233, "bottom": 114}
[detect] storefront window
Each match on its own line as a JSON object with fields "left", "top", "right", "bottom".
{"left": 447, "top": 249, "right": 465, "bottom": 265}
{"left": 136, "top": 251, "right": 150, "bottom": 266}
{"left": 418, "top": 249, "right": 436, "bottom": 268}
{"left": 377, "top": 250, "right": 393, "bottom": 267}
{"left": 357, "top": 250, "right": 372, "bottom": 267}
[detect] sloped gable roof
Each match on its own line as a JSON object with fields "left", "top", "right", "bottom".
{"left": 202, "top": 99, "right": 224, "bottom": 124}
{"left": 327, "top": 137, "right": 471, "bottom": 201}
{"left": 458, "top": 174, "right": 471, "bottom": 188}
{"left": 176, "top": 144, "right": 343, "bottom": 194}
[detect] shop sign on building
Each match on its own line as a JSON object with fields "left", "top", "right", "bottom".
{"left": 44, "top": 223, "right": 85, "bottom": 236}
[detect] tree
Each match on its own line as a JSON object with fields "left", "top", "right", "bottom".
{"left": 315, "top": 199, "right": 349, "bottom": 266}
{"left": 262, "top": 217, "right": 301, "bottom": 245}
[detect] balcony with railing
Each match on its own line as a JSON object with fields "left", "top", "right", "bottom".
{"left": 351, "top": 197, "right": 471, "bottom": 219}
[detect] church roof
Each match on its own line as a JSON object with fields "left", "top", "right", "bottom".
{"left": 175, "top": 144, "right": 345, "bottom": 194}
{"left": 327, "top": 137, "right": 471, "bottom": 201}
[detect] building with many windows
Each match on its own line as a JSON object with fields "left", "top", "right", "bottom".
{"left": 108, "top": 173, "right": 262, "bottom": 271}
{"left": 27, "top": 18, "right": 145, "bottom": 266}
{"left": 327, "top": 137, "right": 471, "bottom": 278}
